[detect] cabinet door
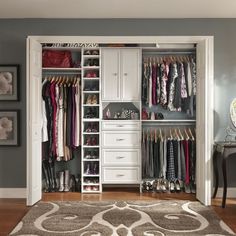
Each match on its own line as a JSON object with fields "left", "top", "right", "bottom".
{"left": 121, "top": 49, "right": 140, "bottom": 101}
{"left": 101, "top": 49, "right": 120, "bottom": 100}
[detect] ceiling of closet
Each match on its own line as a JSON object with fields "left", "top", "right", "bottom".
{"left": 0, "top": 0, "right": 236, "bottom": 18}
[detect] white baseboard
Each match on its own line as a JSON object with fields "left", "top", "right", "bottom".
{"left": 0, "top": 188, "right": 26, "bottom": 198}
{"left": 216, "top": 187, "right": 236, "bottom": 198}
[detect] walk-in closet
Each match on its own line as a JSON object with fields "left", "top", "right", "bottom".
{"left": 26, "top": 36, "right": 213, "bottom": 206}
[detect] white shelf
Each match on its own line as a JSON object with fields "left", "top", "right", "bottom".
{"left": 83, "top": 91, "right": 100, "bottom": 93}
{"left": 83, "top": 78, "right": 100, "bottom": 80}
{"left": 83, "top": 119, "right": 100, "bottom": 122}
{"left": 83, "top": 174, "right": 100, "bottom": 177}
{"left": 83, "top": 104, "right": 100, "bottom": 107}
{"left": 42, "top": 67, "right": 81, "bottom": 71}
{"left": 83, "top": 132, "right": 99, "bottom": 135}
{"left": 83, "top": 66, "right": 99, "bottom": 69}
{"left": 83, "top": 55, "right": 100, "bottom": 58}
{"left": 83, "top": 159, "right": 100, "bottom": 161}
{"left": 83, "top": 145, "right": 100, "bottom": 148}
{"left": 82, "top": 183, "right": 100, "bottom": 186}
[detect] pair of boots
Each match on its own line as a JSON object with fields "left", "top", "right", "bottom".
{"left": 58, "top": 170, "right": 70, "bottom": 192}
{"left": 42, "top": 160, "right": 58, "bottom": 192}
{"left": 59, "top": 171, "right": 78, "bottom": 192}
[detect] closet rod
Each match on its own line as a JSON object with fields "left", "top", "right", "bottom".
{"left": 142, "top": 122, "right": 196, "bottom": 126}
{"left": 42, "top": 72, "right": 81, "bottom": 75}
{"left": 142, "top": 51, "right": 196, "bottom": 55}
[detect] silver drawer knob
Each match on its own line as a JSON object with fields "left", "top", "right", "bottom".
{"left": 116, "top": 138, "right": 124, "bottom": 141}
{"left": 117, "top": 156, "right": 125, "bottom": 159}
{"left": 116, "top": 125, "right": 124, "bottom": 127}
{"left": 117, "top": 174, "right": 125, "bottom": 177}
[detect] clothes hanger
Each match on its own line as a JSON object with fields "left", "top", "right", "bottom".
{"left": 178, "top": 128, "right": 184, "bottom": 140}
{"left": 188, "top": 127, "right": 195, "bottom": 140}
{"left": 184, "top": 128, "right": 190, "bottom": 140}
{"left": 175, "top": 128, "right": 180, "bottom": 141}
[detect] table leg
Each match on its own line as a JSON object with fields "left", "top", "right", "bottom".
{"left": 222, "top": 153, "right": 227, "bottom": 208}
{"left": 212, "top": 150, "right": 219, "bottom": 198}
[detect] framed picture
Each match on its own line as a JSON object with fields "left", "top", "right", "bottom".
{"left": 0, "top": 64, "right": 19, "bottom": 101}
{"left": 0, "top": 110, "right": 19, "bottom": 146}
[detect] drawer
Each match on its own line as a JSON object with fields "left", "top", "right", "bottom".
{"left": 102, "top": 149, "right": 140, "bottom": 166}
{"left": 102, "top": 121, "right": 140, "bottom": 131}
{"left": 102, "top": 131, "right": 140, "bottom": 148}
{"left": 102, "top": 167, "right": 140, "bottom": 183}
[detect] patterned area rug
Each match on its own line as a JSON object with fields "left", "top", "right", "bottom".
{"left": 10, "top": 200, "right": 235, "bottom": 236}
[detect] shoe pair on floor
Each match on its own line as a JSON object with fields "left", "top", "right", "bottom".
{"left": 84, "top": 185, "right": 99, "bottom": 191}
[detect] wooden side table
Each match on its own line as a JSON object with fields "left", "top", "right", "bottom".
{"left": 212, "top": 141, "right": 236, "bottom": 208}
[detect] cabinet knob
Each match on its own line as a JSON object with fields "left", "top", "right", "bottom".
{"left": 116, "top": 138, "right": 125, "bottom": 141}
{"left": 113, "top": 73, "right": 117, "bottom": 76}
{"left": 116, "top": 156, "right": 125, "bottom": 159}
{"left": 124, "top": 73, "right": 128, "bottom": 76}
{"left": 116, "top": 125, "right": 124, "bottom": 127}
{"left": 117, "top": 174, "right": 125, "bottom": 177}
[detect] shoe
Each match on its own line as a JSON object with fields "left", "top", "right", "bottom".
{"left": 58, "top": 171, "right": 64, "bottom": 192}
{"left": 84, "top": 50, "right": 91, "bottom": 55}
{"left": 190, "top": 182, "right": 196, "bottom": 193}
{"left": 64, "top": 170, "right": 70, "bottom": 192}
{"left": 84, "top": 163, "right": 91, "bottom": 175}
{"left": 184, "top": 183, "right": 191, "bottom": 194}
{"left": 92, "top": 50, "right": 99, "bottom": 55}
{"left": 175, "top": 180, "right": 181, "bottom": 193}
{"left": 91, "top": 95, "right": 98, "bottom": 104}
{"left": 161, "top": 179, "right": 168, "bottom": 192}
{"left": 85, "top": 124, "right": 92, "bottom": 132}
{"left": 91, "top": 137, "right": 97, "bottom": 146}
{"left": 91, "top": 150, "right": 98, "bottom": 159}
{"left": 169, "top": 181, "right": 175, "bottom": 193}
{"left": 92, "top": 186, "right": 99, "bottom": 191}
{"left": 85, "top": 186, "right": 92, "bottom": 191}
{"left": 92, "top": 59, "right": 99, "bottom": 66}
{"left": 156, "top": 179, "right": 162, "bottom": 192}
{"left": 85, "top": 137, "right": 92, "bottom": 146}
{"left": 85, "top": 72, "right": 92, "bottom": 78}
{"left": 91, "top": 123, "right": 98, "bottom": 132}
{"left": 92, "top": 71, "right": 98, "bottom": 77}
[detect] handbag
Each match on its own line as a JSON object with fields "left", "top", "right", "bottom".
{"left": 42, "top": 50, "right": 73, "bottom": 68}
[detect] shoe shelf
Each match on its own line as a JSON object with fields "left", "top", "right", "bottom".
{"left": 83, "top": 104, "right": 100, "bottom": 107}
{"left": 81, "top": 47, "right": 102, "bottom": 193}
{"left": 83, "top": 77, "right": 100, "bottom": 80}
{"left": 83, "top": 91, "right": 100, "bottom": 93}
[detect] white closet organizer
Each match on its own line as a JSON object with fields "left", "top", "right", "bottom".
{"left": 27, "top": 36, "right": 213, "bottom": 206}
{"left": 81, "top": 47, "right": 102, "bottom": 193}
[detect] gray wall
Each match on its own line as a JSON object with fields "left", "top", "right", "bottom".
{"left": 0, "top": 19, "right": 236, "bottom": 188}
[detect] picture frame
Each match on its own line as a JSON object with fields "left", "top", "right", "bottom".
{"left": 0, "top": 64, "right": 19, "bottom": 101}
{"left": 0, "top": 110, "right": 19, "bottom": 146}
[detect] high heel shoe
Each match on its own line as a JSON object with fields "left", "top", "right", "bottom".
{"left": 86, "top": 95, "right": 93, "bottom": 104}
{"left": 85, "top": 137, "right": 92, "bottom": 146}
{"left": 91, "top": 95, "right": 98, "bottom": 104}
{"left": 169, "top": 181, "right": 175, "bottom": 193}
{"left": 175, "top": 180, "right": 181, "bottom": 193}
{"left": 91, "top": 137, "right": 97, "bottom": 146}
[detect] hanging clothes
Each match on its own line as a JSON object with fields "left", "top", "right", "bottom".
{"left": 41, "top": 76, "right": 81, "bottom": 162}
{"left": 141, "top": 55, "right": 197, "bottom": 117}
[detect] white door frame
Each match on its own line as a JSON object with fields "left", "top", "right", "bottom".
{"left": 27, "top": 36, "right": 214, "bottom": 206}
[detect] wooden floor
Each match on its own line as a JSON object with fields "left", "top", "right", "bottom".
{"left": 0, "top": 189, "right": 236, "bottom": 236}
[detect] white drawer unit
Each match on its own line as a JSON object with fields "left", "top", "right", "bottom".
{"left": 102, "top": 149, "right": 140, "bottom": 166}
{"left": 102, "top": 121, "right": 140, "bottom": 131}
{"left": 102, "top": 167, "right": 140, "bottom": 183}
{"left": 102, "top": 131, "right": 140, "bottom": 148}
